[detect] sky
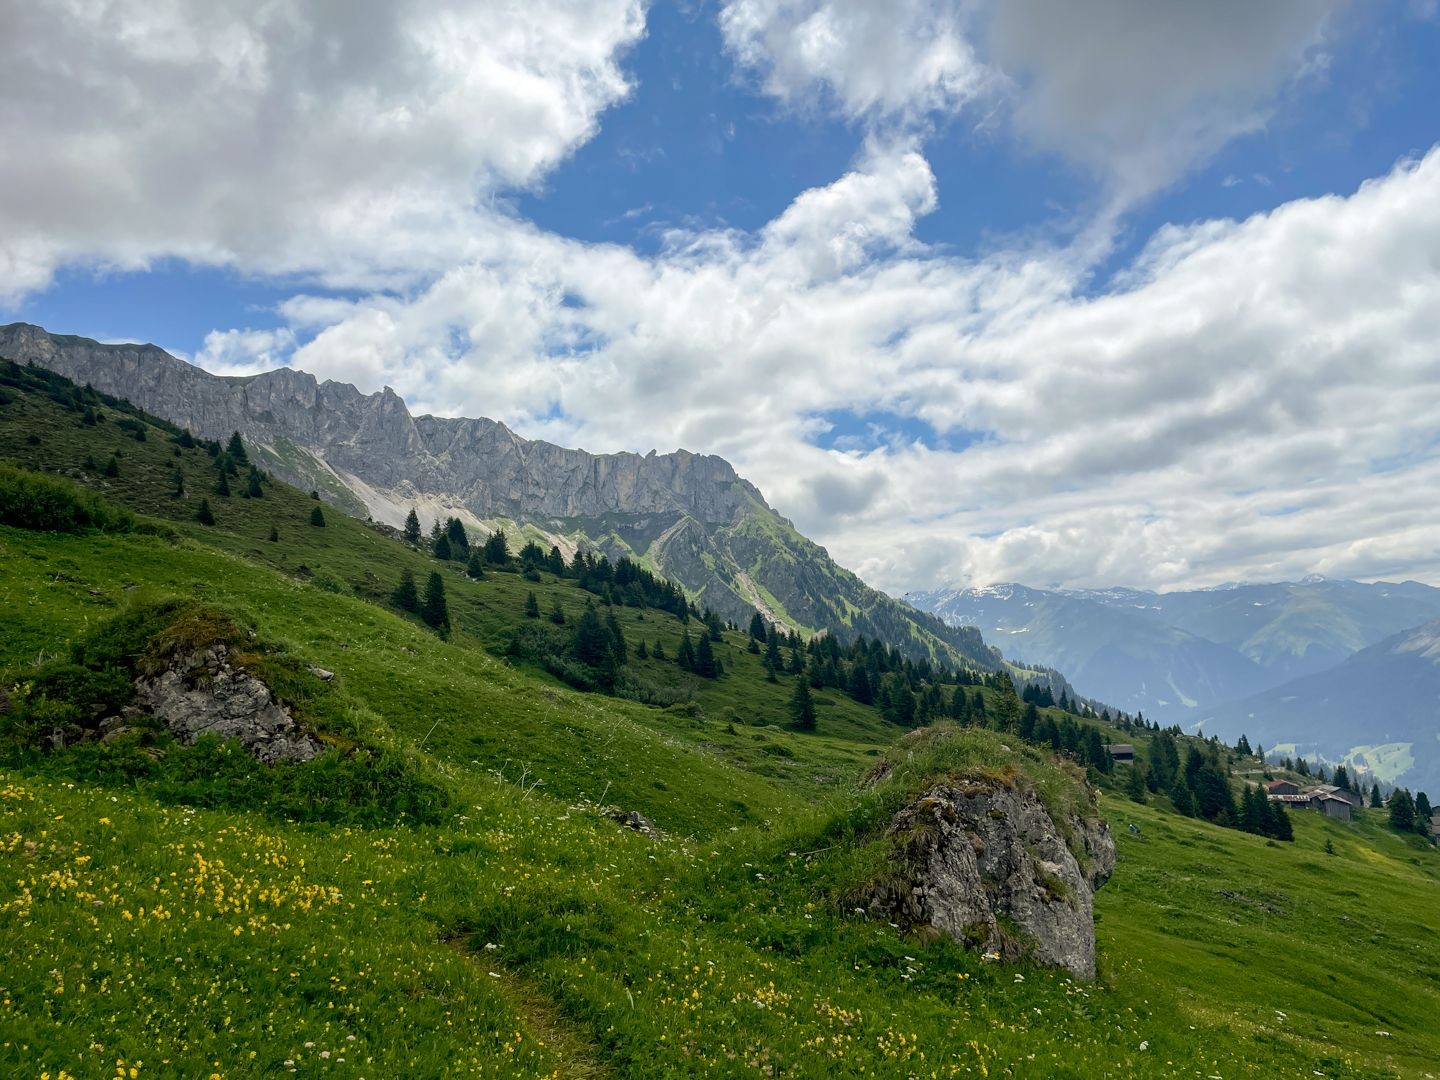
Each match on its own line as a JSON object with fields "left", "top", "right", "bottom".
{"left": 4, "top": 0, "right": 1440, "bottom": 595}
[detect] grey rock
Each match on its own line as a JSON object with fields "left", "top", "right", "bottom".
{"left": 133, "top": 643, "right": 323, "bottom": 764}
{"left": 867, "top": 778, "right": 1115, "bottom": 980}
{"left": 307, "top": 665, "right": 336, "bottom": 682}
{"left": 609, "top": 809, "right": 663, "bottom": 839}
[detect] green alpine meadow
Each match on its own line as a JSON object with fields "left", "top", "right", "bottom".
{"left": 3, "top": 352, "right": 1438, "bottom": 1079}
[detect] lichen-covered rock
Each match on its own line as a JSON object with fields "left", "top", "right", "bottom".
{"left": 866, "top": 777, "right": 1115, "bottom": 980}
{"left": 134, "top": 643, "right": 323, "bottom": 764}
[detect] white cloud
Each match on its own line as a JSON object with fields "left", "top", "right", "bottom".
{"left": 238, "top": 142, "right": 1440, "bottom": 596}
{"left": 720, "top": 0, "right": 1345, "bottom": 199}
{"left": 719, "top": 0, "right": 989, "bottom": 121}
{"left": 0, "top": 0, "right": 645, "bottom": 299}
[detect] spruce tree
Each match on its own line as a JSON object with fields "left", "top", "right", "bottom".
{"left": 1126, "top": 761, "right": 1147, "bottom": 803}
{"left": 1270, "top": 801, "right": 1294, "bottom": 842}
{"left": 635, "top": 640, "right": 648, "bottom": 660}
{"left": 1388, "top": 789, "right": 1416, "bottom": 832}
{"left": 195, "top": 498, "right": 215, "bottom": 525}
{"left": 572, "top": 603, "right": 612, "bottom": 669}
{"left": 466, "top": 552, "right": 485, "bottom": 579}
{"left": 434, "top": 533, "right": 452, "bottom": 561}
{"left": 483, "top": 529, "right": 510, "bottom": 565}
{"left": 403, "top": 509, "right": 422, "bottom": 545}
{"left": 1169, "top": 775, "right": 1196, "bottom": 817}
{"left": 549, "top": 598, "right": 566, "bottom": 625}
{"left": 392, "top": 569, "right": 420, "bottom": 612}
{"left": 789, "top": 675, "right": 817, "bottom": 730}
{"left": 1414, "top": 791, "right": 1432, "bottom": 830}
{"left": 605, "top": 610, "right": 628, "bottom": 665}
{"left": 677, "top": 630, "right": 696, "bottom": 672}
{"left": 651, "top": 639, "right": 665, "bottom": 661}
{"left": 748, "top": 611, "right": 767, "bottom": 641}
{"left": 171, "top": 467, "right": 185, "bottom": 497}
{"left": 214, "top": 469, "right": 231, "bottom": 497}
{"left": 246, "top": 469, "right": 264, "bottom": 498}
{"left": 226, "top": 431, "right": 249, "bottom": 464}
{"left": 525, "top": 591, "right": 540, "bottom": 618}
{"left": 1370, "top": 783, "right": 1383, "bottom": 809}
{"left": 421, "top": 571, "right": 450, "bottom": 631}
{"left": 310, "top": 505, "right": 326, "bottom": 527}
{"left": 694, "top": 633, "right": 717, "bottom": 678}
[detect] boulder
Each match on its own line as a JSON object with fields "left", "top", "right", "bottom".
{"left": 865, "top": 777, "right": 1115, "bottom": 980}
{"left": 133, "top": 643, "right": 323, "bottom": 764}
{"left": 609, "top": 809, "right": 663, "bottom": 840}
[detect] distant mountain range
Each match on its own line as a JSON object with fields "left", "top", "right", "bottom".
{"left": 0, "top": 322, "right": 1006, "bottom": 675}
{"left": 910, "top": 579, "right": 1440, "bottom": 791}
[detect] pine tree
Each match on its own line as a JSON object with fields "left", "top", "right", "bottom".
{"left": 403, "top": 509, "right": 422, "bottom": 545}
{"left": 572, "top": 603, "right": 612, "bottom": 670}
{"left": 1126, "top": 760, "right": 1147, "bottom": 803}
{"left": 789, "top": 675, "right": 817, "bottom": 730}
{"left": 748, "top": 612, "right": 767, "bottom": 641}
{"left": 1236, "top": 734, "right": 1253, "bottom": 756}
{"left": 1333, "top": 765, "right": 1351, "bottom": 792}
{"left": 226, "top": 431, "right": 249, "bottom": 465}
{"left": 651, "top": 639, "right": 665, "bottom": 661}
{"left": 763, "top": 632, "right": 783, "bottom": 672}
{"left": 1270, "top": 801, "right": 1294, "bottom": 842}
{"left": 246, "top": 469, "right": 264, "bottom": 498}
{"left": 171, "top": 467, "right": 185, "bottom": 497}
{"left": 1388, "top": 788, "right": 1416, "bottom": 832}
{"left": 392, "top": 569, "right": 420, "bottom": 612}
{"left": 466, "top": 552, "right": 485, "bottom": 579}
{"left": 694, "top": 633, "right": 718, "bottom": 678}
{"left": 992, "top": 673, "right": 1021, "bottom": 733}
{"left": 214, "top": 469, "right": 231, "bottom": 497}
{"left": 677, "top": 630, "right": 696, "bottom": 672}
{"left": 444, "top": 517, "right": 470, "bottom": 558}
{"left": 1169, "top": 775, "right": 1196, "bottom": 817}
{"left": 195, "top": 498, "right": 215, "bottom": 525}
{"left": 268, "top": 525, "right": 279, "bottom": 542}
{"left": 1414, "top": 791, "right": 1432, "bottom": 832}
{"left": 483, "top": 529, "right": 510, "bottom": 565}
{"left": 636, "top": 640, "right": 648, "bottom": 660}
{"left": 434, "top": 533, "right": 452, "bottom": 561}
{"left": 1370, "top": 783, "right": 1383, "bottom": 809}
{"left": 605, "top": 611, "right": 628, "bottom": 665}
{"left": 420, "top": 572, "right": 450, "bottom": 632}
{"left": 524, "top": 591, "right": 540, "bottom": 618}
{"left": 310, "top": 505, "right": 326, "bottom": 527}
{"left": 549, "top": 598, "right": 566, "bottom": 625}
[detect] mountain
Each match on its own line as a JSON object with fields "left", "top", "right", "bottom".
{"left": 1192, "top": 619, "right": 1440, "bottom": 793}
{"left": 0, "top": 321, "right": 998, "bottom": 670}
{"left": 909, "top": 578, "right": 1440, "bottom": 722}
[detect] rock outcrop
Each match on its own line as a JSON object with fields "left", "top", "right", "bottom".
{"left": 134, "top": 643, "right": 323, "bottom": 764}
{"left": 867, "top": 777, "right": 1116, "bottom": 980}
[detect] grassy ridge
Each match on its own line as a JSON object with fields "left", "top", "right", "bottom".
{"left": 1, "top": 369, "right": 1438, "bottom": 1076}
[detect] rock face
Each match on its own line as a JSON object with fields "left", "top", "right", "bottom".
{"left": 0, "top": 322, "right": 999, "bottom": 670}
{"left": 134, "top": 643, "right": 324, "bottom": 764}
{"left": 868, "top": 778, "right": 1116, "bottom": 980}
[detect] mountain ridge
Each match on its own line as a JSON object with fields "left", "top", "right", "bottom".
{"left": 0, "top": 321, "right": 1005, "bottom": 673}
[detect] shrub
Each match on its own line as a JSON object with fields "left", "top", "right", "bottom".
{"left": 0, "top": 462, "right": 134, "bottom": 533}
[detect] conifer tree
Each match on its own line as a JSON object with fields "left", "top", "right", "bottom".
{"left": 1333, "top": 765, "right": 1350, "bottom": 792}
{"left": 749, "top": 611, "right": 767, "bottom": 641}
{"left": 171, "top": 466, "right": 185, "bottom": 497}
{"left": 214, "top": 469, "right": 230, "bottom": 496}
{"left": 677, "top": 629, "right": 696, "bottom": 672}
{"left": 466, "top": 552, "right": 485, "bottom": 579}
{"left": 790, "top": 674, "right": 816, "bottom": 730}
{"left": 268, "top": 525, "right": 279, "bottom": 542}
{"left": 1370, "top": 783, "right": 1383, "bottom": 809}
{"left": 310, "top": 505, "right": 326, "bottom": 527}
{"left": 572, "top": 603, "right": 612, "bottom": 670}
{"left": 524, "top": 591, "right": 540, "bottom": 618}
{"left": 1414, "top": 791, "right": 1432, "bottom": 833}
{"left": 1270, "top": 801, "right": 1294, "bottom": 841}
{"left": 694, "top": 633, "right": 717, "bottom": 678}
{"left": 226, "top": 431, "right": 249, "bottom": 464}
{"left": 195, "top": 498, "right": 215, "bottom": 525}
{"left": 483, "top": 529, "right": 510, "bottom": 565}
{"left": 434, "top": 533, "right": 452, "bottom": 561}
{"left": 1169, "top": 774, "right": 1195, "bottom": 817}
{"left": 1126, "top": 760, "right": 1147, "bottom": 803}
{"left": 421, "top": 571, "right": 450, "bottom": 632}
{"left": 636, "top": 640, "right": 648, "bottom": 660}
{"left": 605, "top": 610, "right": 628, "bottom": 665}
{"left": 763, "top": 632, "right": 783, "bottom": 671}
{"left": 246, "top": 469, "right": 264, "bottom": 498}
{"left": 403, "top": 508, "right": 422, "bottom": 545}
{"left": 1388, "top": 789, "right": 1416, "bottom": 832}
{"left": 549, "top": 598, "right": 566, "bottom": 625}
{"left": 651, "top": 639, "right": 665, "bottom": 661}
{"left": 392, "top": 569, "right": 420, "bottom": 612}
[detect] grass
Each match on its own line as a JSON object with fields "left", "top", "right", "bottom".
{"left": 1, "top": 371, "right": 1438, "bottom": 1077}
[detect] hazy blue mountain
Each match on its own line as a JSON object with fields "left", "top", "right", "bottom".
{"left": 909, "top": 578, "right": 1440, "bottom": 724}
{"left": 1192, "top": 618, "right": 1440, "bottom": 794}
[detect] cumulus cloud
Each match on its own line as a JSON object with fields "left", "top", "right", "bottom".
{"left": 720, "top": 0, "right": 1345, "bottom": 198}
{"left": 223, "top": 142, "right": 1440, "bottom": 596}
{"left": 0, "top": 0, "right": 645, "bottom": 299}
{"left": 719, "top": 0, "right": 990, "bottom": 121}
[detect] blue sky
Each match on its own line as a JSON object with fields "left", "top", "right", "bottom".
{"left": 4, "top": 0, "right": 1440, "bottom": 593}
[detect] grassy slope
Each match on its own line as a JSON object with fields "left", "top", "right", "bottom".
{"left": 1, "top": 380, "right": 1438, "bottom": 1077}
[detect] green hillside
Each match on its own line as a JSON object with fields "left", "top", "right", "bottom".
{"left": 1, "top": 363, "right": 1437, "bottom": 1078}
